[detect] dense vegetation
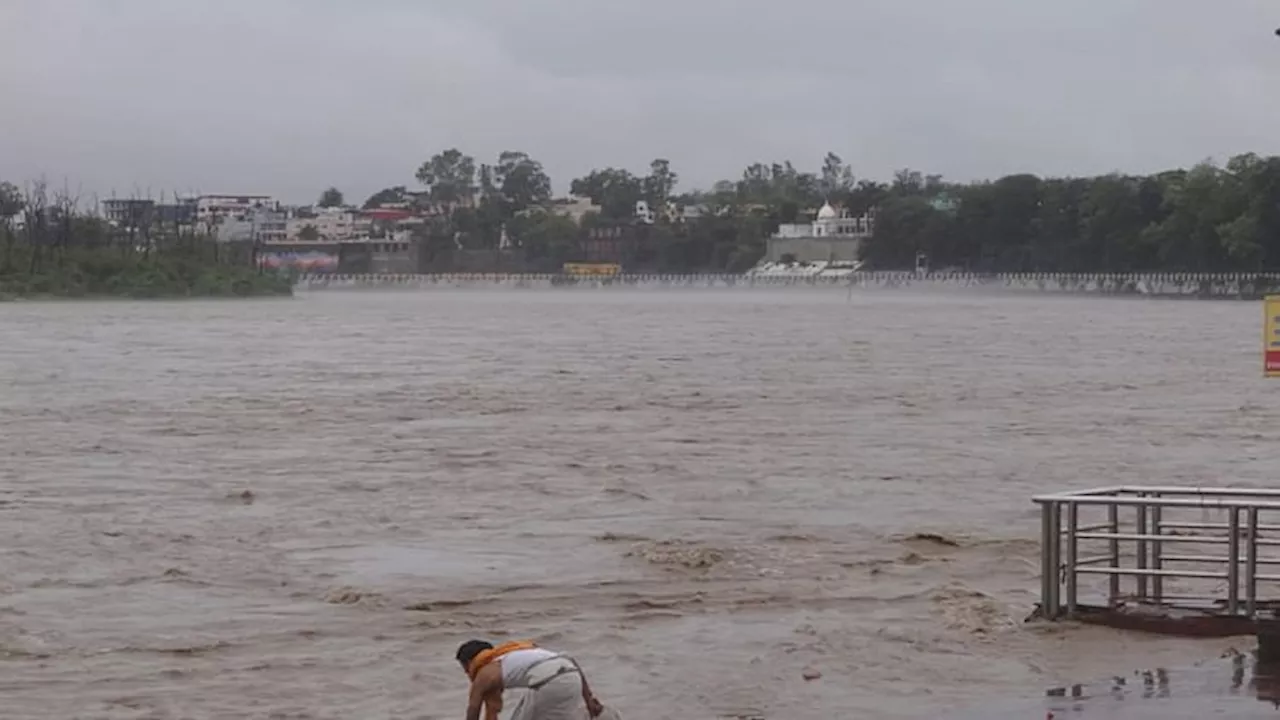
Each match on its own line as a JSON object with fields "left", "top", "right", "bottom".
{"left": 9, "top": 149, "right": 1280, "bottom": 289}
{"left": 378, "top": 149, "right": 1280, "bottom": 273}
{"left": 0, "top": 182, "right": 291, "bottom": 300}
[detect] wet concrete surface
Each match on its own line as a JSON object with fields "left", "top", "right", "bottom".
{"left": 949, "top": 655, "right": 1280, "bottom": 719}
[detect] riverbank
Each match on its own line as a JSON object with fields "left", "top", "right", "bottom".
{"left": 295, "top": 271, "right": 1280, "bottom": 299}
{"left": 0, "top": 267, "right": 293, "bottom": 300}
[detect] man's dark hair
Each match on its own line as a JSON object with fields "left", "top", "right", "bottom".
{"left": 456, "top": 639, "right": 493, "bottom": 670}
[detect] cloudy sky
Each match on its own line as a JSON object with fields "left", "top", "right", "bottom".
{"left": 2, "top": 0, "right": 1278, "bottom": 204}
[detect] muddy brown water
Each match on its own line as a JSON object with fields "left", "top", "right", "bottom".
{"left": 0, "top": 288, "right": 1275, "bottom": 719}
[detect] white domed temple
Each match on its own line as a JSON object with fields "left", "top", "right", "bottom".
{"left": 758, "top": 202, "right": 875, "bottom": 270}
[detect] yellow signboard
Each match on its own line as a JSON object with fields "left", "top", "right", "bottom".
{"left": 1266, "top": 295, "right": 1280, "bottom": 377}
{"left": 563, "top": 263, "right": 621, "bottom": 277}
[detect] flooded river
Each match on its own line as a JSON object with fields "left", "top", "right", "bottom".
{"left": 0, "top": 288, "right": 1274, "bottom": 719}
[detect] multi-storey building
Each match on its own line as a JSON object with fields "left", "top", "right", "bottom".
{"left": 215, "top": 206, "right": 287, "bottom": 244}
{"left": 101, "top": 199, "right": 155, "bottom": 229}
{"left": 285, "top": 206, "right": 370, "bottom": 242}
{"left": 195, "top": 194, "right": 277, "bottom": 225}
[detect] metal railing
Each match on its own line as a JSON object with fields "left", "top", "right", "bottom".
{"left": 1034, "top": 486, "right": 1280, "bottom": 619}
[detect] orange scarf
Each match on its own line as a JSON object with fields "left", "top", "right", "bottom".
{"left": 467, "top": 640, "right": 537, "bottom": 679}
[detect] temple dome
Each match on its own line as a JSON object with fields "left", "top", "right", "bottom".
{"left": 816, "top": 202, "right": 838, "bottom": 220}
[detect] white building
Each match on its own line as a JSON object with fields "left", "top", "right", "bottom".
{"left": 285, "top": 207, "right": 369, "bottom": 242}
{"left": 342, "top": 230, "right": 418, "bottom": 274}
{"left": 196, "top": 194, "right": 277, "bottom": 225}
{"left": 215, "top": 206, "right": 287, "bottom": 244}
{"left": 549, "top": 196, "right": 597, "bottom": 224}
{"left": 775, "top": 202, "right": 873, "bottom": 238}
{"left": 101, "top": 199, "right": 155, "bottom": 228}
{"left": 634, "top": 200, "right": 655, "bottom": 225}
{"left": 764, "top": 202, "right": 874, "bottom": 264}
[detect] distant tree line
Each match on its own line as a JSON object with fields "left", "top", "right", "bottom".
{"left": 7, "top": 148, "right": 1280, "bottom": 286}
{"left": 359, "top": 150, "right": 869, "bottom": 272}
{"left": 863, "top": 154, "right": 1280, "bottom": 273}
{"left": 362, "top": 149, "right": 1280, "bottom": 273}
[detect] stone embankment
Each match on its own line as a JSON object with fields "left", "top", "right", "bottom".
{"left": 294, "top": 272, "right": 1280, "bottom": 299}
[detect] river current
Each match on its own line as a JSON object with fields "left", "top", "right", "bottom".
{"left": 0, "top": 288, "right": 1273, "bottom": 719}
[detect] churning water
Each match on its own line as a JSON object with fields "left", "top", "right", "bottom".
{"left": 0, "top": 288, "right": 1274, "bottom": 719}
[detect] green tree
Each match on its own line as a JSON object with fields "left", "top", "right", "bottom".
{"left": 0, "top": 182, "right": 26, "bottom": 272}
{"left": 495, "top": 151, "right": 552, "bottom": 214}
{"left": 819, "top": 152, "right": 854, "bottom": 200}
{"left": 892, "top": 168, "right": 925, "bottom": 196}
{"left": 644, "top": 158, "right": 679, "bottom": 210}
{"left": 1076, "top": 175, "right": 1148, "bottom": 271}
{"left": 1144, "top": 162, "right": 1233, "bottom": 271}
{"left": 317, "top": 187, "right": 345, "bottom": 208}
{"left": 363, "top": 186, "right": 407, "bottom": 209}
{"left": 297, "top": 224, "right": 321, "bottom": 242}
{"left": 570, "top": 168, "right": 644, "bottom": 219}
{"left": 1030, "top": 178, "right": 1088, "bottom": 271}
{"left": 841, "top": 180, "right": 888, "bottom": 217}
{"left": 511, "top": 211, "right": 579, "bottom": 266}
{"left": 737, "top": 163, "right": 773, "bottom": 204}
{"left": 861, "top": 196, "right": 951, "bottom": 269}
{"left": 415, "top": 149, "right": 477, "bottom": 213}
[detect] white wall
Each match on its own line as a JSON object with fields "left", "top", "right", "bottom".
{"left": 765, "top": 236, "right": 862, "bottom": 263}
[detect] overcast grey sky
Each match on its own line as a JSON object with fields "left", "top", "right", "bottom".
{"left": 2, "top": 0, "right": 1279, "bottom": 204}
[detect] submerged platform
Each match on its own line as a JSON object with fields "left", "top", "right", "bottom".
{"left": 947, "top": 654, "right": 1280, "bottom": 719}
{"left": 1011, "top": 487, "right": 1280, "bottom": 716}
{"left": 1032, "top": 601, "right": 1280, "bottom": 638}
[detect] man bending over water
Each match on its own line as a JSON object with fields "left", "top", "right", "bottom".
{"left": 456, "top": 639, "right": 605, "bottom": 720}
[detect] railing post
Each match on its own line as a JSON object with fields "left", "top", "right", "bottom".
{"left": 1033, "top": 489, "right": 1277, "bottom": 623}
{"left": 1136, "top": 497, "right": 1148, "bottom": 601}
{"left": 1247, "top": 507, "right": 1259, "bottom": 617}
{"left": 1066, "top": 501, "right": 1079, "bottom": 615}
{"left": 1151, "top": 503, "right": 1164, "bottom": 603}
{"left": 1040, "top": 501, "right": 1052, "bottom": 618}
{"left": 1228, "top": 508, "right": 1240, "bottom": 615}
{"left": 1050, "top": 500, "right": 1060, "bottom": 617}
{"left": 1108, "top": 503, "right": 1120, "bottom": 607}
{"left": 1040, "top": 500, "right": 1061, "bottom": 619}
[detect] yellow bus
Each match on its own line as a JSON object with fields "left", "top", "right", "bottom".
{"left": 562, "top": 263, "right": 622, "bottom": 277}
